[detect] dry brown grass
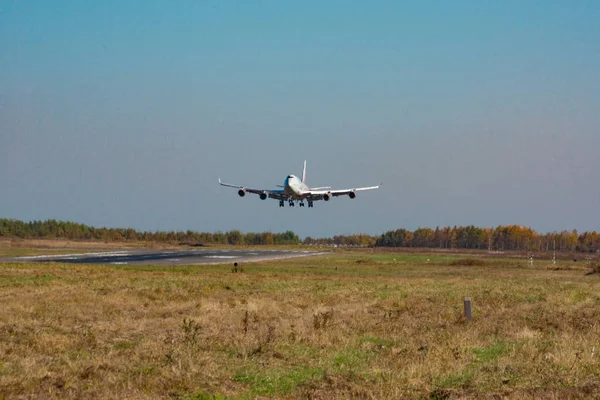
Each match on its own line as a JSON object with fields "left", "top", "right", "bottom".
{"left": 587, "top": 262, "right": 600, "bottom": 276}
{"left": 0, "top": 237, "right": 183, "bottom": 250}
{"left": 450, "top": 258, "right": 486, "bottom": 266}
{"left": 1, "top": 253, "right": 599, "bottom": 399}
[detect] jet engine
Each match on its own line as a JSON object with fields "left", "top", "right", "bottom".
{"left": 348, "top": 190, "right": 356, "bottom": 199}
{"left": 323, "top": 193, "right": 331, "bottom": 201}
{"left": 238, "top": 189, "right": 246, "bottom": 197}
{"left": 259, "top": 192, "right": 268, "bottom": 200}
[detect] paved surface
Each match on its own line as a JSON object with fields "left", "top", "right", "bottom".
{"left": 0, "top": 249, "right": 325, "bottom": 266}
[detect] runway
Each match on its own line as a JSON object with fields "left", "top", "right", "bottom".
{"left": 0, "top": 249, "right": 326, "bottom": 266}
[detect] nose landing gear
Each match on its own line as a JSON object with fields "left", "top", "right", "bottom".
{"left": 308, "top": 200, "right": 314, "bottom": 208}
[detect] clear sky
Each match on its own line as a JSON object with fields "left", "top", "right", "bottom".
{"left": 1, "top": 1, "right": 599, "bottom": 238}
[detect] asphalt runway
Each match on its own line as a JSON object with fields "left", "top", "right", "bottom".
{"left": 0, "top": 249, "right": 326, "bottom": 266}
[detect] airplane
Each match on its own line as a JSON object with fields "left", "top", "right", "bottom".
{"left": 219, "top": 161, "right": 382, "bottom": 208}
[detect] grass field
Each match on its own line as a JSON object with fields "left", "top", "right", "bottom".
{"left": 0, "top": 238, "right": 186, "bottom": 257}
{"left": 1, "top": 251, "right": 599, "bottom": 399}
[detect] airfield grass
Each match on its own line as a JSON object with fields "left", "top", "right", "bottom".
{"left": 1, "top": 252, "right": 599, "bottom": 399}
{"left": 0, "top": 238, "right": 316, "bottom": 258}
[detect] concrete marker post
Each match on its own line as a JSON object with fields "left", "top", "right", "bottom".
{"left": 464, "top": 296, "right": 472, "bottom": 321}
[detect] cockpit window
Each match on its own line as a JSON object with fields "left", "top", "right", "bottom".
{"left": 287, "top": 175, "right": 293, "bottom": 179}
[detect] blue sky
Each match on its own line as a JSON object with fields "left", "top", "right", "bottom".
{"left": 1, "top": 1, "right": 599, "bottom": 237}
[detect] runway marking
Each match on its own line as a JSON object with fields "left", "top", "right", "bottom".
{"left": 206, "top": 255, "right": 238, "bottom": 259}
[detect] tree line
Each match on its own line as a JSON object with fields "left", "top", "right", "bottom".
{"left": 304, "top": 225, "right": 600, "bottom": 253}
{"left": 0, "top": 219, "right": 300, "bottom": 245}
{"left": 373, "top": 225, "right": 600, "bottom": 253}
{"left": 1, "top": 219, "right": 599, "bottom": 253}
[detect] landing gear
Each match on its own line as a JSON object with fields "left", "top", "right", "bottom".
{"left": 279, "top": 198, "right": 313, "bottom": 208}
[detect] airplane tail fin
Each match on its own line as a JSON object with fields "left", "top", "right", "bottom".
{"left": 302, "top": 160, "right": 307, "bottom": 184}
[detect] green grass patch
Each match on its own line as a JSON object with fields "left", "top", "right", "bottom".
{"left": 472, "top": 342, "right": 507, "bottom": 364}
{"left": 0, "top": 248, "right": 84, "bottom": 257}
{"left": 369, "top": 254, "right": 461, "bottom": 263}
{"left": 233, "top": 366, "right": 325, "bottom": 396}
{"left": 569, "top": 289, "right": 589, "bottom": 304}
{"left": 435, "top": 370, "right": 474, "bottom": 389}
{"left": 433, "top": 342, "right": 506, "bottom": 392}
{"left": 359, "top": 336, "right": 397, "bottom": 348}
{"left": 332, "top": 348, "right": 372, "bottom": 374}
{"left": 0, "top": 274, "right": 56, "bottom": 288}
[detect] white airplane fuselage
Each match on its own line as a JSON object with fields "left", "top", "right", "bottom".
{"left": 284, "top": 175, "right": 309, "bottom": 199}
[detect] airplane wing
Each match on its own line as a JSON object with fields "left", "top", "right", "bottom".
{"left": 306, "top": 182, "right": 383, "bottom": 200}
{"left": 219, "top": 178, "right": 286, "bottom": 199}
